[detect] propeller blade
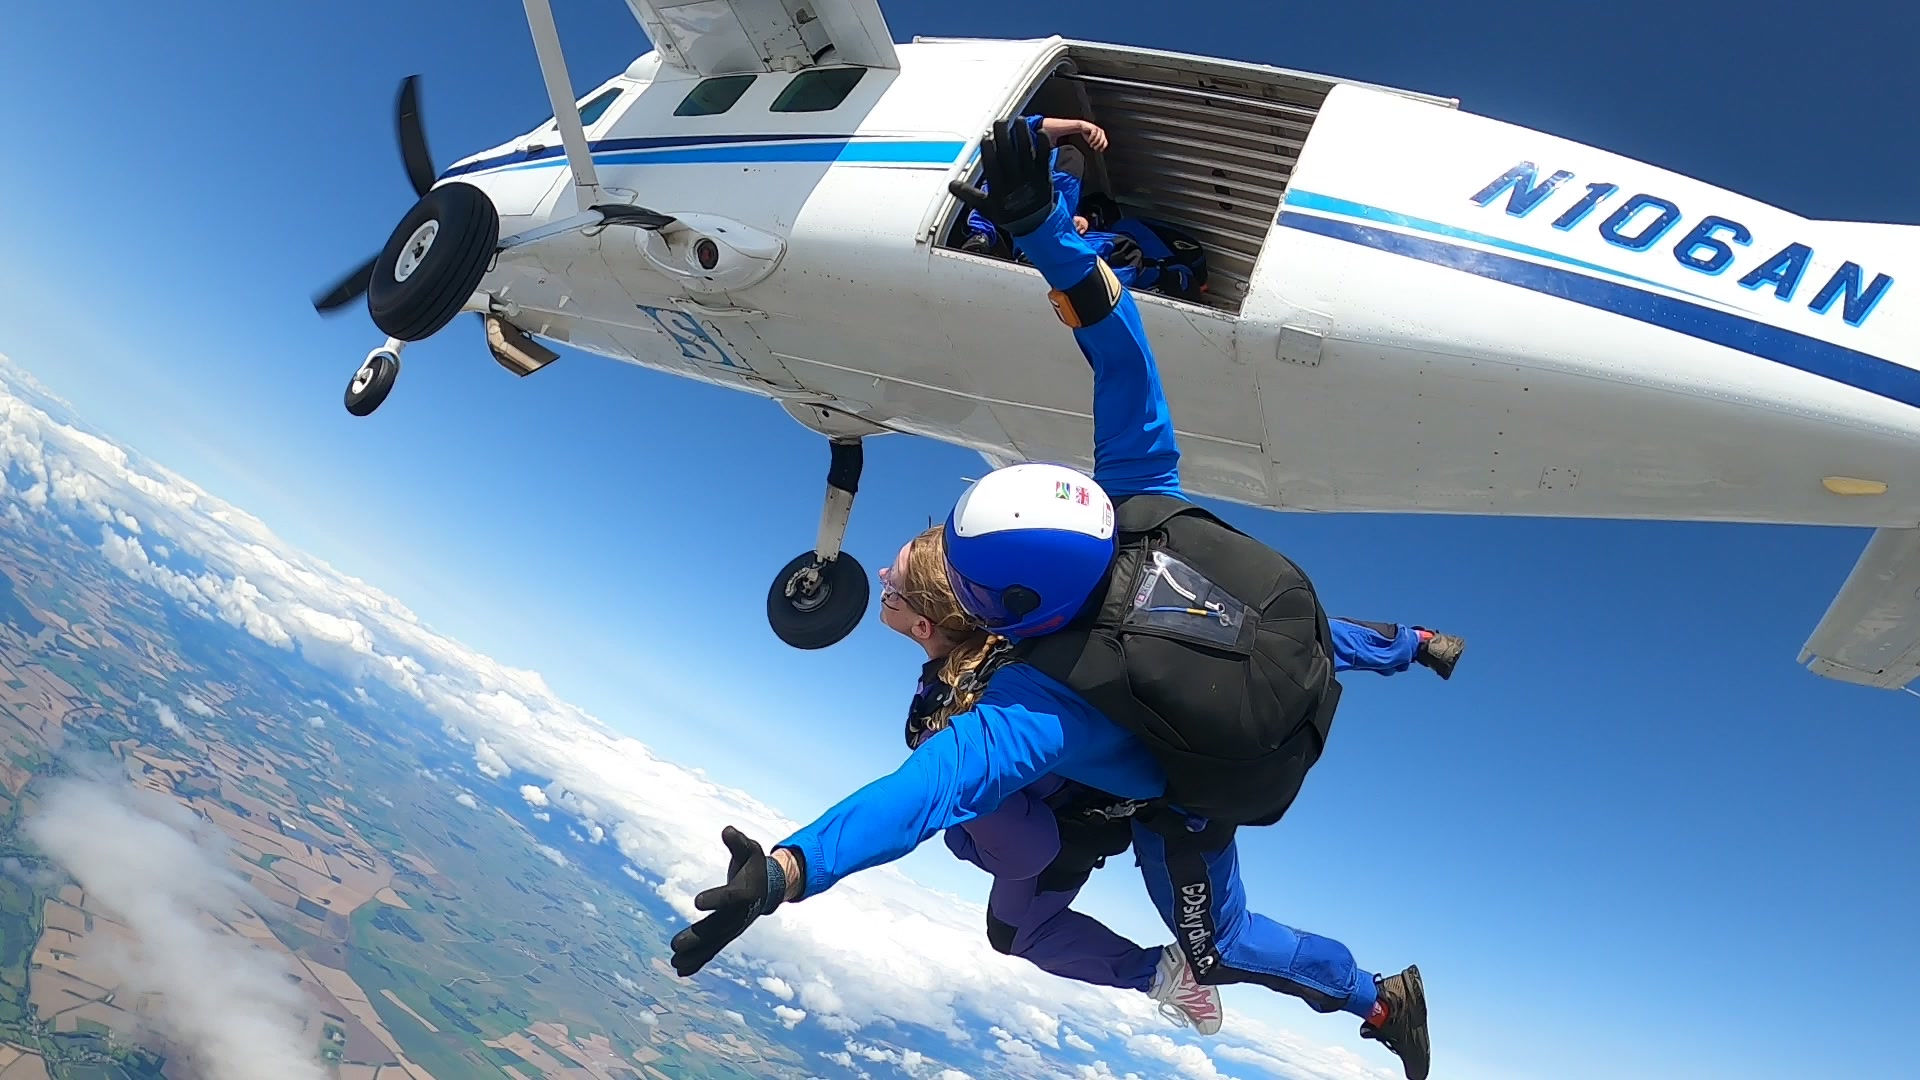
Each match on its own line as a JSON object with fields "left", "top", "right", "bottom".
{"left": 396, "top": 75, "right": 436, "bottom": 198}
{"left": 312, "top": 255, "right": 379, "bottom": 314}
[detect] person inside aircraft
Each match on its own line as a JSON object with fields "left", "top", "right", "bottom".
{"left": 882, "top": 533, "right": 1461, "bottom": 1036}
{"left": 961, "top": 115, "right": 1106, "bottom": 256}
{"left": 669, "top": 119, "right": 1435, "bottom": 1080}
{"left": 959, "top": 115, "right": 1213, "bottom": 303}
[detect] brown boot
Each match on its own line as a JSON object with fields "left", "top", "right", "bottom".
{"left": 1362, "top": 965, "right": 1429, "bottom": 1080}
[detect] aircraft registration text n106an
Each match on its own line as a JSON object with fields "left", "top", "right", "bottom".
{"left": 1469, "top": 162, "right": 1894, "bottom": 329}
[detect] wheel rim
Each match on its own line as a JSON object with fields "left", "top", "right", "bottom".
{"left": 785, "top": 564, "right": 830, "bottom": 612}
{"left": 350, "top": 361, "right": 378, "bottom": 397}
{"left": 394, "top": 220, "right": 440, "bottom": 283}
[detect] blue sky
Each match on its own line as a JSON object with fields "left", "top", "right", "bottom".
{"left": 4, "top": 1, "right": 1919, "bottom": 1077}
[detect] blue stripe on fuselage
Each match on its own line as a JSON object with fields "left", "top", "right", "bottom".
{"left": 1276, "top": 199, "right": 1920, "bottom": 411}
{"left": 440, "top": 134, "right": 965, "bottom": 178}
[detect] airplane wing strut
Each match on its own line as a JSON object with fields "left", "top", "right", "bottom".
{"left": 519, "top": 0, "right": 602, "bottom": 208}
{"left": 1800, "top": 526, "right": 1920, "bottom": 690}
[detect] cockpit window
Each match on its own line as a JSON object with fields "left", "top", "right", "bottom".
{"left": 577, "top": 87, "right": 623, "bottom": 127}
{"left": 674, "top": 75, "right": 757, "bottom": 117}
{"left": 770, "top": 67, "right": 865, "bottom": 113}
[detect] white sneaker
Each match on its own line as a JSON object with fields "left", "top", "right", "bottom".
{"left": 1148, "top": 944, "right": 1223, "bottom": 1035}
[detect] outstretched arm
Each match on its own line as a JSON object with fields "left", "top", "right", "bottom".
{"left": 774, "top": 700, "right": 1076, "bottom": 898}
{"left": 1010, "top": 199, "right": 1182, "bottom": 499}
{"left": 952, "top": 119, "right": 1182, "bottom": 499}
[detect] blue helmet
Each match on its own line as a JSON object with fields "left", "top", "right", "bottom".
{"left": 942, "top": 463, "right": 1117, "bottom": 639}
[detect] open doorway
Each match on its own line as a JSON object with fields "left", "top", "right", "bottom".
{"left": 941, "top": 43, "right": 1345, "bottom": 316}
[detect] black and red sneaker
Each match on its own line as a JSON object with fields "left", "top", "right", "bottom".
{"left": 1363, "top": 965, "right": 1430, "bottom": 1080}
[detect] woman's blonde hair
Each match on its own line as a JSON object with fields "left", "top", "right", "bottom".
{"left": 897, "top": 525, "right": 1009, "bottom": 744}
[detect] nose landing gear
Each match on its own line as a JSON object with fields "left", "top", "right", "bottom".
{"left": 346, "top": 340, "right": 404, "bottom": 417}
{"left": 767, "top": 439, "right": 869, "bottom": 650}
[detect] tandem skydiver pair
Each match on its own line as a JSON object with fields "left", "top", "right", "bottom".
{"left": 668, "top": 117, "right": 1460, "bottom": 1080}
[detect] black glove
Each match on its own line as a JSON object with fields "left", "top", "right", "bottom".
{"left": 668, "top": 826, "right": 790, "bottom": 977}
{"left": 949, "top": 118, "right": 1058, "bottom": 238}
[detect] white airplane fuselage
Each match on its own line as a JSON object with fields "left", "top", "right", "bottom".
{"left": 377, "top": 25, "right": 1920, "bottom": 685}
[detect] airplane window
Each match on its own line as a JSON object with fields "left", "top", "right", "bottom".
{"left": 770, "top": 67, "right": 865, "bottom": 112}
{"left": 577, "top": 87, "right": 623, "bottom": 127}
{"left": 675, "top": 75, "right": 757, "bottom": 117}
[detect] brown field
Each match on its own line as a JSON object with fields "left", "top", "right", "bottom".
{"left": 39, "top": 901, "right": 85, "bottom": 938}
{"left": 0, "top": 1043, "right": 49, "bottom": 1080}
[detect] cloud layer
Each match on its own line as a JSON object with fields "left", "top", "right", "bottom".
{"left": 0, "top": 357, "right": 1396, "bottom": 1080}
{"left": 26, "top": 774, "right": 329, "bottom": 1080}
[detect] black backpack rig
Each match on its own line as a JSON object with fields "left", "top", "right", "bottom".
{"left": 1004, "top": 494, "right": 1343, "bottom": 829}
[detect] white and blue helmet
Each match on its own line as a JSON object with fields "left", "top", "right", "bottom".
{"left": 943, "top": 463, "right": 1116, "bottom": 639}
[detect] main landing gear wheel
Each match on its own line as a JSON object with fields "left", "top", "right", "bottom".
{"left": 767, "top": 550, "right": 870, "bottom": 650}
{"left": 367, "top": 181, "right": 500, "bottom": 342}
{"left": 345, "top": 349, "right": 401, "bottom": 417}
{"left": 767, "top": 438, "right": 869, "bottom": 650}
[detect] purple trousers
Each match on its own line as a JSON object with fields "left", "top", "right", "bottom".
{"left": 946, "top": 775, "right": 1159, "bottom": 992}
{"left": 943, "top": 616, "right": 1428, "bottom": 993}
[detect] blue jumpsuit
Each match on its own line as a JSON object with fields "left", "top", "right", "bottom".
{"left": 939, "top": 625, "right": 1421, "bottom": 995}
{"left": 779, "top": 193, "right": 1386, "bottom": 1019}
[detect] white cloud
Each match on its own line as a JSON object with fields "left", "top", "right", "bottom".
{"left": 176, "top": 693, "right": 216, "bottom": 717}
{"left": 306, "top": 715, "right": 326, "bottom": 729}
{"left": 774, "top": 1005, "right": 807, "bottom": 1029}
{"left": 1013, "top": 1001, "right": 1061, "bottom": 1048}
{"left": 1124, "top": 1034, "right": 1234, "bottom": 1080}
{"left": 24, "top": 774, "right": 328, "bottom": 1080}
{"left": 1066, "top": 1032, "right": 1096, "bottom": 1053}
{"left": 138, "top": 693, "right": 185, "bottom": 736}
{"left": 0, "top": 362, "right": 1398, "bottom": 1080}
{"left": 1076, "top": 1062, "right": 1142, "bottom": 1080}
{"left": 1214, "top": 1046, "right": 1284, "bottom": 1071}
{"left": 454, "top": 792, "right": 479, "bottom": 809}
{"left": 535, "top": 844, "right": 569, "bottom": 868}
{"left": 518, "top": 784, "right": 549, "bottom": 808}
{"left": 581, "top": 900, "right": 600, "bottom": 918}
{"left": 473, "top": 738, "right": 510, "bottom": 780}
{"left": 1210, "top": 1038, "right": 1399, "bottom": 1080}
{"left": 759, "top": 976, "right": 795, "bottom": 1001}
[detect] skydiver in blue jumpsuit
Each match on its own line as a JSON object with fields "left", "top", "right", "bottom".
{"left": 669, "top": 119, "right": 1435, "bottom": 1080}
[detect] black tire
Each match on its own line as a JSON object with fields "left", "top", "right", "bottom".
{"left": 767, "top": 551, "right": 869, "bottom": 650}
{"left": 345, "top": 351, "right": 400, "bottom": 417}
{"left": 368, "top": 182, "right": 500, "bottom": 341}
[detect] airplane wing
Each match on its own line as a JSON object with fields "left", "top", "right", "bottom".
{"left": 1799, "top": 526, "right": 1920, "bottom": 689}
{"left": 618, "top": 0, "right": 899, "bottom": 77}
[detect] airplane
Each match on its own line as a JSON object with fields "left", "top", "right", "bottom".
{"left": 311, "top": 0, "right": 1920, "bottom": 690}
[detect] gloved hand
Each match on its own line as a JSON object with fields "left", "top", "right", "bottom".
{"left": 668, "top": 826, "right": 789, "bottom": 977}
{"left": 949, "top": 118, "right": 1059, "bottom": 238}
